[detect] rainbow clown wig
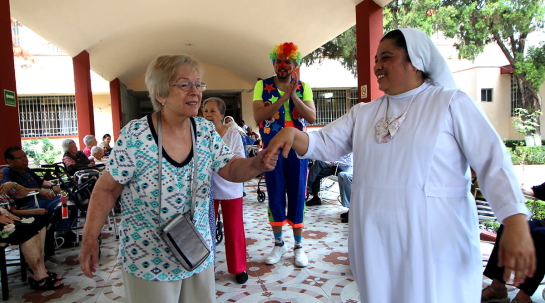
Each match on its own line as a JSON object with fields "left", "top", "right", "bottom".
{"left": 269, "top": 42, "right": 303, "bottom": 65}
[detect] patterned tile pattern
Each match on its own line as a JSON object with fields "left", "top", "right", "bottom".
{"left": 1, "top": 177, "right": 544, "bottom": 302}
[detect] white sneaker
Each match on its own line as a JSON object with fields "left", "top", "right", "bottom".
{"left": 294, "top": 248, "right": 308, "bottom": 267}
{"left": 265, "top": 245, "right": 287, "bottom": 265}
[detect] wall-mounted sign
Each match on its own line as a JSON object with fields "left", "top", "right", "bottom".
{"left": 4, "top": 89, "right": 16, "bottom": 107}
{"left": 360, "top": 85, "right": 368, "bottom": 99}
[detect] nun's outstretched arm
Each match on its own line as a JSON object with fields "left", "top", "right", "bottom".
{"left": 266, "top": 128, "right": 309, "bottom": 160}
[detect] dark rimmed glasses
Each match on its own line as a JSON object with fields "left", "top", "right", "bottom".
{"left": 170, "top": 81, "right": 207, "bottom": 92}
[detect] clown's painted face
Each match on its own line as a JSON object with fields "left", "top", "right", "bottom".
{"left": 274, "top": 55, "right": 296, "bottom": 80}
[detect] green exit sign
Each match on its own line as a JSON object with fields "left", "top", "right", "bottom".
{"left": 4, "top": 89, "right": 16, "bottom": 107}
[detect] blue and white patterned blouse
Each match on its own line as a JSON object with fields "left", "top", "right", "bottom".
{"left": 108, "top": 115, "right": 233, "bottom": 281}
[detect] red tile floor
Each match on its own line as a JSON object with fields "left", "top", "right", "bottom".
{"left": 1, "top": 177, "right": 544, "bottom": 302}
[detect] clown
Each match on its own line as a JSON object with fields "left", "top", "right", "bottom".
{"left": 252, "top": 42, "right": 316, "bottom": 268}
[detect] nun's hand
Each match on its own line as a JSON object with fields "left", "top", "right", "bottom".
{"left": 499, "top": 214, "right": 536, "bottom": 287}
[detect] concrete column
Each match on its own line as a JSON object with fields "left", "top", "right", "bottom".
{"left": 109, "top": 78, "right": 122, "bottom": 140}
{"left": 73, "top": 50, "right": 95, "bottom": 149}
{"left": 0, "top": 4, "right": 21, "bottom": 164}
{"left": 356, "top": 0, "right": 384, "bottom": 103}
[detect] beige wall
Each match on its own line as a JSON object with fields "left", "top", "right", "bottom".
{"left": 92, "top": 93, "right": 115, "bottom": 141}
{"left": 453, "top": 67, "right": 528, "bottom": 140}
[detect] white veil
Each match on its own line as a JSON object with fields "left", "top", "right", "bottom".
{"left": 398, "top": 28, "right": 458, "bottom": 89}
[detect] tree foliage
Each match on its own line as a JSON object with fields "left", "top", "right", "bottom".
{"left": 435, "top": 0, "right": 545, "bottom": 113}
{"left": 303, "top": 0, "right": 545, "bottom": 134}
{"left": 302, "top": 27, "right": 358, "bottom": 76}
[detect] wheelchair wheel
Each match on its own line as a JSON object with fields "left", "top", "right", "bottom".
{"left": 216, "top": 221, "right": 224, "bottom": 244}
{"left": 257, "top": 190, "right": 266, "bottom": 203}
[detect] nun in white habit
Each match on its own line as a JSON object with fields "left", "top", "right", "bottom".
{"left": 265, "top": 28, "right": 536, "bottom": 303}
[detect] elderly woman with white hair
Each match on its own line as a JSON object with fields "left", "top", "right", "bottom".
{"left": 82, "top": 135, "right": 97, "bottom": 157}
{"left": 266, "top": 28, "right": 534, "bottom": 303}
{"left": 202, "top": 97, "right": 248, "bottom": 284}
{"left": 90, "top": 146, "right": 107, "bottom": 165}
{"left": 79, "top": 54, "right": 277, "bottom": 303}
{"left": 61, "top": 139, "right": 95, "bottom": 175}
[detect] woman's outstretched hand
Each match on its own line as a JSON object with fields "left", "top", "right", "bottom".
{"left": 255, "top": 148, "right": 278, "bottom": 172}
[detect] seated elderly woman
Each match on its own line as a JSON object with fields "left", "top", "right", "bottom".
{"left": 90, "top": 146, "right": 108, "bottom": 165}
{"left": 98, "top": 142, "right": 110, "bottom": 157}
{"left": 0, "top": 171, "right": 64, "bottom": 290}
{"left": 82, "top": 135, "right": 97, "bottom": 157}
{"left": 101, "top": 134, "right": 112, "bottom": 155}
{"left": 62, "top": 139, "right": 96, "bottom": 175}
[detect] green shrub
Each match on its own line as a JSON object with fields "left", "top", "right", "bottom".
{"left": 509, "top": 146, "right": 545, "bottom": 165}
{"left": 483, "top": 221, "right": 500, "bottom": 233}
{"left": 504, "top": 140, "right": 525, "bottom": 148}
{"left": 526, "top": 198, "right": 545, "bottom": 220}
{"left": 22, "top": 138, "right": 61, "bottom": 166}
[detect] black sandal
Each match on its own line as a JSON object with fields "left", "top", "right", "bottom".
{"left": 28, "top": 276, "right": 64, "bottom": 290}
{"left": 28, "top": 269, "right": 62, "bottom": 281}
{"left": 47, "top": 271, "right": 62, "bottom": 281}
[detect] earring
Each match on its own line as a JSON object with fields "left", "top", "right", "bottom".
{"left": 161, "top": 102, "right": 165, "bottom": 106}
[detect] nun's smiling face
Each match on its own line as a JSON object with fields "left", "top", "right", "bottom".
{"left": 374, "top": 38, "right": 421, "bottom": 95}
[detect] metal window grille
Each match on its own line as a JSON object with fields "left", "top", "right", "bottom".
{"left": 311, "top": 88, "right": 359, "bottom": 125}
{"left": 511, "top": 75, "right": 522, "bottom": 116}
{"left": 18, "top": 95, "right": 78, "bottom": 137}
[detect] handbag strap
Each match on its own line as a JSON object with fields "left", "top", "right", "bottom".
{"left": 157, "top": 111, "right": 198, "bottom": 222}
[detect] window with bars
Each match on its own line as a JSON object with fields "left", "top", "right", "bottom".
{"left": 311, "top": 88, "right": 359, "bottom": 125}
{"left": 511, "top": 75, "right": 522, "bottom": 116}
{"left": 18, "top": 95, "right": 78, "bottom": 137}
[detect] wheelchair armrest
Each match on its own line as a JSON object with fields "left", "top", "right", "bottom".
{"left": 41, "top": 162, "right": 64, "bottom": 168}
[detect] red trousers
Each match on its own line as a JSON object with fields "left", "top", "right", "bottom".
{"left": 214, "top": 197, "right": 247, "bottom": 275}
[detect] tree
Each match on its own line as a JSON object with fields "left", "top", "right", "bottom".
{"left": 302, "top": 0, "right": 439, "bottom": 76}
{"left": 435, "top": 0, "right": 545, "bottom": 133}
{"left": 11, "top": 18, "right": 34, "bottom": 68}
{"left": 304, "top": 0, "right": 545, "bottom": 135}
{"left": 302, "top": 27, "right": 358, "bottom": 76}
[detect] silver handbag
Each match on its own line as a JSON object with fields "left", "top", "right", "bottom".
{"left": 156, "top": 112, "right": 210, "bottom": 271}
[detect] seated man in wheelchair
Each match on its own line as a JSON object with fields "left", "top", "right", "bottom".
{"left": 306, "top": 153, "right": 352, "bottom": 206}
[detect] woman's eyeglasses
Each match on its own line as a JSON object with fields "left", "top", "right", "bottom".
{"left": 170, "top": 81, "right": 207, "bottom": 92}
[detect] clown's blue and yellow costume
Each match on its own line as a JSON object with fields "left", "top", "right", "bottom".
{"left": 253, "top": 76, "right": 313, "bottom": 228}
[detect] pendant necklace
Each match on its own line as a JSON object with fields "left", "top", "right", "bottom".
{"left": 375, "top": 88, "right": 425, "bottom": 143}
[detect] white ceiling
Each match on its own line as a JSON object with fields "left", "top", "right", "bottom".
{"left": 10, "top": 0, "right": 390, "bottom": 85}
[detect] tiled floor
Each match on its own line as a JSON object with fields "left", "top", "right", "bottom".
{"left": 2, "top": 177, "right": 544, "bottom": 302}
